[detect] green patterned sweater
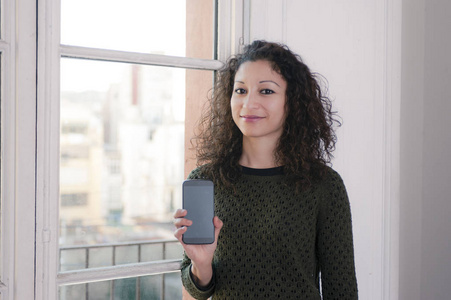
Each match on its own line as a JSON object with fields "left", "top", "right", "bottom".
{"left": 181, "top": 166, "right": 358, "bottom": 299}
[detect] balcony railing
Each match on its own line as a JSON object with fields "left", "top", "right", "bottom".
{"left": 58, "top": 239, "right": 183, "bottom": 300}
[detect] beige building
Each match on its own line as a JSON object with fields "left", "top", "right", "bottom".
{"left": 59, "top": 98, "right": 104, "bottom": 245}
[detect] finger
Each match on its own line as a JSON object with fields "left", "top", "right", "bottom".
{"left": 213, "top": 216, "right": 223, "bottom": 229}
{"left": 173, "top": 217, "right": 193, "bottom": 228}
{"left": 173, "top": 208, "right": 188, "bottom": 218}
{"left": 173, "top": 226, "right": 188, "bottom": 242}
{"left": 213, "top": 216, "right": 223, "bottom": 241}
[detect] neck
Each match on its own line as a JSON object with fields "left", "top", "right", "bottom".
{"left": 239, "top": 137, "right": 279, "bottom": 168}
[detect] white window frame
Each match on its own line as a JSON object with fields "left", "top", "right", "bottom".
{"left": 1, "top": 0, "right": 38, "bottom": 299}
{"left": 0, "top": 0, "right": 16, "bottom": 296}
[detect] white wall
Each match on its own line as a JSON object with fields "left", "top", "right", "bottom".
{"left": 248, "top": 1, "right": 398, "bottom": 299}
{"left": 247, "top": 0, "right": 451, "bottom": 299}
{"left": 421, "top": 0, "right": 451, "bottom": 297}
{"left": 401, "top": 0, "right": 451, "bottom": 299}
{"left": 399, "top": 0, "right": 424, "bottom": 298}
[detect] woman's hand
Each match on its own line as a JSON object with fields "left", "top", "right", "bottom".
{"left": 173, "top": 208, "right": 223, "bottom": 286}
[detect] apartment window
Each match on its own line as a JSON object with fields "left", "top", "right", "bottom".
{"left": 55, "top": 0, "right": 222, "bottom": 299}
{"left": 61, "top": 193, "right": 88, "bottom": 207}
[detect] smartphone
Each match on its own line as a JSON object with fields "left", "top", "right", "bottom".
{"left": 182, "top": 179, "right": 215, "bottom": 244}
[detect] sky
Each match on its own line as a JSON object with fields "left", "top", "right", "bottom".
{"left": 60, "top": 0, "right": 186, "bottom": 92}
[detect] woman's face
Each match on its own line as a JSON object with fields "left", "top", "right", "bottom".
{"left": 231, "top": 60, "right": 287, "bottom": 143}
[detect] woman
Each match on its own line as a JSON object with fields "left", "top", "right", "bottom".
{"left": 173, "top": 40, "right": 358, "bottom": 299}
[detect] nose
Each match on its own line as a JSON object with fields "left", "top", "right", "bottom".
{"left": 243, "top": 90, "right": 259, "bottom": 109}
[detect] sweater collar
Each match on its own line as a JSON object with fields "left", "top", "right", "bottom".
{"left": 240, "top": 165, "right": 284, "bottom": 176}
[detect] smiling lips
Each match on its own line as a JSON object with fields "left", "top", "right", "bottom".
{"left": 240, "top": 115, "right": 265, "bottom": 122}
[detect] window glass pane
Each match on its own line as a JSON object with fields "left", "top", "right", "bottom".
{"left": 60, "top": 248, "right": 86, "bottom": 272}
{"left": 58, "top": 273, "right": 182, "bottom": 300}
{"left": 59, "top": 284, "right": 85, "bottom": 300}
{"left": 61, "top": 0, "right": 215, "bottom": 59}
{"left": 59, "top": 240, "right": 182, "bottom": 271}
{"left": 60, "top": 58, "right": 184, "bottom": 247}
{"left": 59, "top": 58, "right": 210, "bottom": 266}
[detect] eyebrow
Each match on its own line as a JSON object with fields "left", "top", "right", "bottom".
{"left": 259, "top": 80, "right": 280, "bottom": 87}
{"left": 234, "top": 80, "right": 281, "bottom": 87}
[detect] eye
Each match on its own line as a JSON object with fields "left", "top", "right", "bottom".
{"left": 234, "top": 88, "right": 247, "bottom": 94}
{"left": 260, "top": 89, "right": 275, "bottom": 95}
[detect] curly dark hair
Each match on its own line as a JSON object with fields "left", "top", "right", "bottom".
{"left": 193, "top": 40, "right": 340, "bottom": 191}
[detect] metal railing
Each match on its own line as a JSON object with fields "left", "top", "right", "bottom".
{"left": 58, "top": 239, "right": 183, "bottom": 300}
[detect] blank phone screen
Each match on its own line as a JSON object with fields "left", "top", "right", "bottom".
{"left": 182, "top": 180, "right": 214, "bottom": 244}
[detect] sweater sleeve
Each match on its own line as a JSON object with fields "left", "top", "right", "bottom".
{"left": 317, "top": 170, "right": 358, "bottom": 299}
{"left": 180, "top": 253, "right": 215, "bottom": 299}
